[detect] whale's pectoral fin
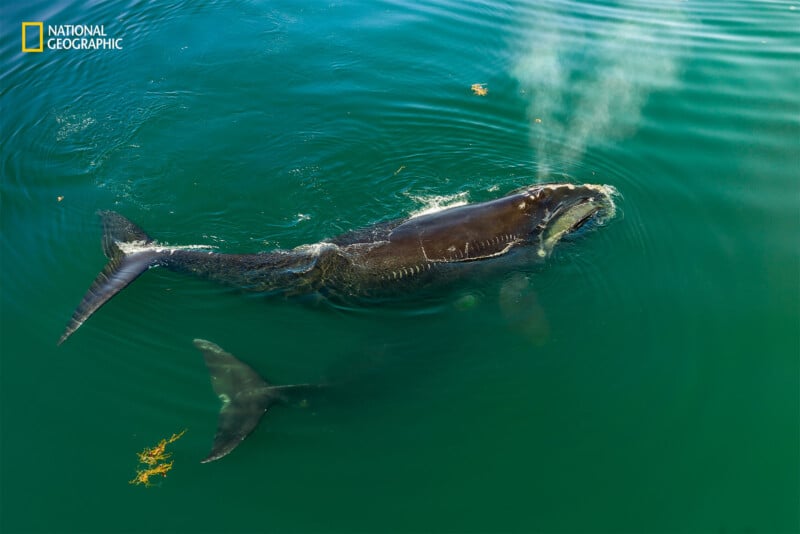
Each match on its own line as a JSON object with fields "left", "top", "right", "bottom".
{"left": 58, "top": 211, "right": 162, "bottom": 345}
{"left": 194, "top": 339, "right": 313, "bottom": 463}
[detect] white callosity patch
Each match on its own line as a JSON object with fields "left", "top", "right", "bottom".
{"left": 523, "top": 183, "right": 619, "bottom": 221}
{"left": 588, "top": 183, "right": 620, "bottom": 220}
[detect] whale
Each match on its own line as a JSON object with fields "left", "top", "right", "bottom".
{"left": 58, "top": 182, "right": 618, "bottom": 345}
{"left": 193, "top": 338, "right": 318, "bottom": 463}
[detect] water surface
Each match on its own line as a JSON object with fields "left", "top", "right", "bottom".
{"left": 1, "top": 1, "right": 798, "bottom": 532}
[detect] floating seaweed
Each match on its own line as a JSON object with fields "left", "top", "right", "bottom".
{"left": 129, "top": 429, "right": 186, "bottom": 487}
{"left": 130, "top": 461, "right": 175, "bottom": 487}
{"left": 471, "top": 83, "right": 488, "bottom": 96}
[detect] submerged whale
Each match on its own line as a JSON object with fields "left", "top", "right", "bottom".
{"left": 58, "top": 183, "right": 618, "bottom": 345}
{"left": 193, "top": 338, "right": 317, "bottom": 463}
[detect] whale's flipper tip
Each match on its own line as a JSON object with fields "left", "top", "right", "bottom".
{"left": 194, "top": 339, "right": 282, "bottom": 463}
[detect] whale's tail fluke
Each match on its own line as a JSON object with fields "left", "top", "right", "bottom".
{"left": 194, "top": 339, "right": 314, "bottom": 463}
{"left": 58, "top": 211, "right": 162, "bottom": 346}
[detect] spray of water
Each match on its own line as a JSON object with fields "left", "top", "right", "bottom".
{"left": 512, "top": 1, "right": 686, "bottom": 177}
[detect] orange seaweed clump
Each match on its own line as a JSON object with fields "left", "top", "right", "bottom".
{"left": 471, "top": 83, "right": 488, "bottom": 96}
{"left": 129, "top": 429, "right": 186, "bottom": 487}
{"left": 136, "top": 429, "right": 186, "bottom": 466}
{"left": 130, "top": 461, "right": 174, "bottom": 487}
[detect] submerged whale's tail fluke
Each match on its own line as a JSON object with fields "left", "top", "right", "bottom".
{"left": 194, "top": 339, "right": 314, "bottom": 463}
{"left": 58, "top": 211, "right": 163, "bottom": 346}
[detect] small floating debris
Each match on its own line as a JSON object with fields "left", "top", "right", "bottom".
{"left": 57, "top": 196, "right": 64, "bottom": 202}
{"left": 471, "top": 83, "right": 488, "bottom": 96}
{"left": 393, "top": 165, "right": 406, "bottom": 176}
{"left": 534, "top": 118, "right": 542, "bottom": 124}
{"left": 129, "top": 429, "right": 186, "bottom": 487}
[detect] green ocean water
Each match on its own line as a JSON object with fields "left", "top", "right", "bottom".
{"left": 1, "top": 1, "right": 798, "bottom": 532}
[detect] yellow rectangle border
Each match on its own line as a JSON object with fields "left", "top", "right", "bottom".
{"left": 22, "top": 22, "right": 44, "bottom": 53}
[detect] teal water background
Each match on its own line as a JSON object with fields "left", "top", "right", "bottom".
{"left": 2, "top": 1, "right": 798, "bottom": 532}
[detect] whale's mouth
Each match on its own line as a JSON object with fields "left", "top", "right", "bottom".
{"left": 534, "top": 183, "right": 617, "bottom": 256}
{"left": 565, "top": 203, "right": 601, "bottom": 233}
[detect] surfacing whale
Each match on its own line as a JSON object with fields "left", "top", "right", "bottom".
{"left": 58, "top": 183, "right": 618, "bottom": 345}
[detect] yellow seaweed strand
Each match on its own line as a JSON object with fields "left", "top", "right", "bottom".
{"left": 167, "top": 429, "right": 187, "bottom": 444}
{"left": 130, "top": 429, "right": 186, "bottom": 487}
{"left": 135, "top": 429, "right": 188, "bottom": 466}
{"left": 129, "top": 461, "right": 175, "bottom": 487}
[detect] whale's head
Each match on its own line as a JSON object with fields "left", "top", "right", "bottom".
{"left": 522, "top": 183, "right": 618, "bottom": 257}
{"left": 379, "top": 182, "right": 618, "bottom": 265}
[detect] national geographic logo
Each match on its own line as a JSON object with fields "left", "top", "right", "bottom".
{"left": 22, "top": 22, "right": 123, "bottom": 52}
